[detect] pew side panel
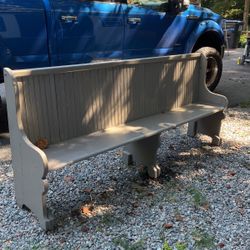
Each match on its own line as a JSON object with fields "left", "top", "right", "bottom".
{"left": 4, "top": 68, "right": 55, "bottom": 230}
{"left": 187, "top": 54, "right": 228, "bottom": 143}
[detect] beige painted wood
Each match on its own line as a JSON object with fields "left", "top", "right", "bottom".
{"left": 4, "top": 53, "right": 228, "bottom": 230}
{"left": 46, "top": 104, "right": 222, "bottom": 171}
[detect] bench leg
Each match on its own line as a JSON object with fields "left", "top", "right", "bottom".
{"left": 121, "top": 150, "right": 133, "bottom": 166}
{"left": 187, "top": 111, "right": 225, "bottom": 146}
{"left": 13, "top": 160, "right": 55, "bottom": 230}
{"left": 124, "top": 134, "right": 161, "bottom": 178}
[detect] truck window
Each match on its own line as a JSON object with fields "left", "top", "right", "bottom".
{"left": 127, "top": 0, "right": 169, "bottom": 12}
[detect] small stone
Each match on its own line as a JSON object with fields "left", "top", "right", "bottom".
{"left": 59, "top": 238, "right": 66, "bottom": 244}
{"left": 81, "top": 225, "right": 89, "bottom": 232}
{"left": 71, "top": 208, "right": 80, "bottom": 217}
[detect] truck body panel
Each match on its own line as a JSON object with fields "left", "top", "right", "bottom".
{"left": 0, "top": 0, "right": 224, "bottom": 75}
{"left": 50, "top": 0, "right": 124, "bottom": 64}
{"left": 0, "top": 0, "right": 50, "bottom": 70}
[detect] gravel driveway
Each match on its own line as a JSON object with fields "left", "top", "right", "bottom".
{"left": 0, "top": 107, "right": 249, "bottom": 250}
{"left": 0, "top": 50, "right": 250, "bottom": 249}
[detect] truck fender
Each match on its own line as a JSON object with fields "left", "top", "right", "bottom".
{"left": 184, "top": 20, "right": 224, "bottom": 54}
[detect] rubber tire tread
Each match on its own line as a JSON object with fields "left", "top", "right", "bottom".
{"left": 196, "top": 47, "right": 222, "bottom": 91}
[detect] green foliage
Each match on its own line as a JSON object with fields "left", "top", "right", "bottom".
{"left": 201, "top": 0, "right": 247, "bottom": 20}
{"left": 100, "top": 213, "right": 124, "bottom": 226}
{"left": 113, "top": 236, "right": 145, "bottom": 250}
{"left": 162, "top": 241, "right": 173, "bottom": 250}
{"left": 240, "top": 100, "right": 250, "bottom": 108}
{"left": 188, "top": 187, "right": 209, "bottom": 208}
{"left": 31, "top": 246, "right": 40, "bottom": 250}
{"left": 240, "top": 34, "right": 248, "bottom": 47}
{"left": 192, "top": 229, "right": 215, "bottom": 249}
{"left": 175, "top": 242, "right": 187, "bottom": 250}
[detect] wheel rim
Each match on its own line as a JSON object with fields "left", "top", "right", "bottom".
{"left": 206, "top": 56, "right": 218, "bottom": 88}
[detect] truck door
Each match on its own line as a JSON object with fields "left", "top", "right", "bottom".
{"left": 49, "top": 0, "right": 124, "bottom": 65}
{"left": 0, "top": 0, "right": 49, "bottom": 72}
{"left": 123, "top": 0, "right": 196, "bottom": 58}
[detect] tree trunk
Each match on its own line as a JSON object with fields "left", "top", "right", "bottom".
{"left": 243, "top": 0, "right": 250, "bottom": 31}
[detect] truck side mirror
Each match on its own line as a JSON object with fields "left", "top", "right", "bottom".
{"left": 167, "top": 0, "right": 190, "bottom": 14}
{"left": 183, "top": 0, "right": 190, "bottom": 8}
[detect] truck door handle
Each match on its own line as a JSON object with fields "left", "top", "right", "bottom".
{"left": 61, "top": 15, "right": 78, "bottom": 23}
{"left": 128, "top": 17, "right": 141, "bottom": 24}
{"left": 186, "top": 15, "right": 199, "bottom": 20}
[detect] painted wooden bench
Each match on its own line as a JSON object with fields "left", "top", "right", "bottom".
{"left": 4, "top": 53, "right": 228, "bottom": 230}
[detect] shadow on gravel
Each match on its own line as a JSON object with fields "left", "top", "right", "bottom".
{"left": 43, "top": 133, "right": 249, "bottom": 231}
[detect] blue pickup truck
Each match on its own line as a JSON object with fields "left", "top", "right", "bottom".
{"left": 0, "top": 0, "right": 224, "bottom": 129}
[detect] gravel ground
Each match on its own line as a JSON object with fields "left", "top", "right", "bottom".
{"left": 0, "top": 107, "right": 249, "bottom": 250}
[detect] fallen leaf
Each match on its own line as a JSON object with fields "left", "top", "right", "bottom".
{"left": 147, "top": 192, "right": 154, "bottom": 196}
{"left": 64, "top": 175, "right": 75, "bottom": 183}
{"left": 83, "top": 189, "right": 92, "bottom": 193}
{"left": 81, "top": 225, "right": 89, "bottom": 232}
{"left": 175, "top": 214, "right": 184, "bottom": 222}
{"left": 126, "top": 211, "right": 136, "bottom": 216}
{"left": 35, "top": 138, "right": 48, "bottom": 150}
{"left": 81, "top": 206, "right": 93, "bottom": 217}
{"left": 99, "top": 191, "right": 109, "bottom": 199}
{"left": 218, "top": 242, "right": 225, "bottom": 248}
{"left": 208, "top": 177, "right": 216, "bottom": 184}
{"left": 163, "top": 223, "right": 173, "bottom": 229}
{"left": 132, "top": 202, "right": 139, "bottom": 208}
{"left": 202, "top": 203, "right": 210, "bottom": 210}
{"left": 89, "top": 205, "right": 94, "bottom": 211}
{"left": 228, "top": 171, "right": 236, "bottom": 177}
{"left": 239, "top": 208, "right": 245, "bottom": 216}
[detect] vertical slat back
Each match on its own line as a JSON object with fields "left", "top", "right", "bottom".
{"left": 15, "top": 55, "right": 200, "bottom": 144}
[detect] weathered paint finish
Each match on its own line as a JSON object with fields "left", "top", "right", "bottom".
{"left": 5, "top": 54, "right": 228, "bottom": 230}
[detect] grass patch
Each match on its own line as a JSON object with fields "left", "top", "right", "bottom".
{"left": 175, "top": 242, "right": 187, "bottom": 250}
{"left": 188, "top": 188, "right": 209, "bottom": 208}
{"left": 162, "top": 241, "right": 172, "bottom": 250}
{"left": 113, "top": 236, "right": 145, "bottom": 250}
{"left": 192, "top": 229, "right": 215, "bottom": 249}
{"left": 240, "top": 100, "right": 250, "bottom": 108}
{"left": 100, "top": 213, "right": 124, "bottom": 226}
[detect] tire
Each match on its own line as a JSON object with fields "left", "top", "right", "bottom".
{"left": 195, "top": 47, "right": 222, "bottom": 91}
{"left": 0, "top": 95, "right": 8, "bottom": 132}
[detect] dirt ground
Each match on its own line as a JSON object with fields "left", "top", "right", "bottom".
{"left": 217, "top": 48, "right": 250, "bottom": 107}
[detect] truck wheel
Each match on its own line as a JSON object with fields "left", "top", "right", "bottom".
{"left": 0, "top": 95, "right": 8, "bottom": 132}
{"left": 196, "top": 47, "right": 222, "bottom": 91}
